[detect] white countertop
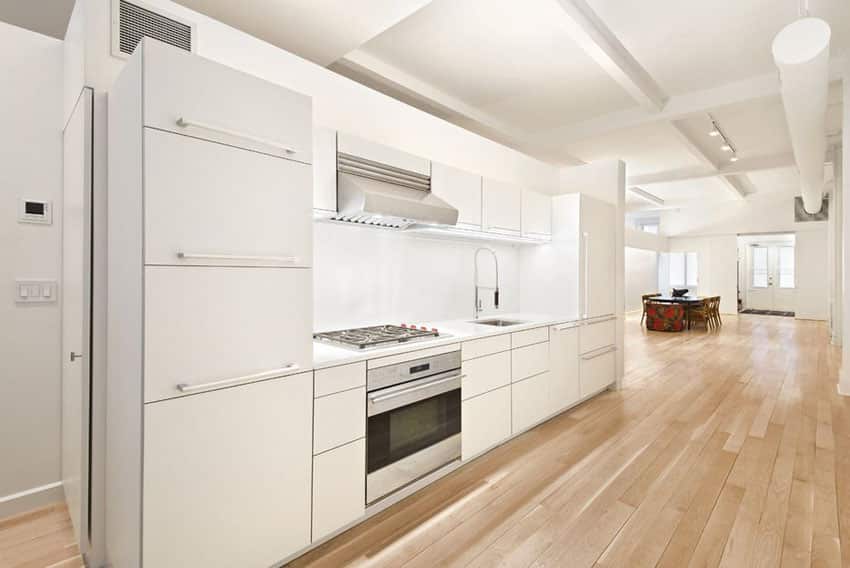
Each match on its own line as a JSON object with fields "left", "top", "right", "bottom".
{"left": 312, "top": 312, "right": 584, "bottom": 370}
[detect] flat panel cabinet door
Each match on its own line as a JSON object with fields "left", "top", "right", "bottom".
{"left": 313, "top": 126, "right": 338, "bottom": 213}
{"left": 512, "top": 372, "right": 551, "bottom": 434}
{"left": 431, "top": 163, "right": 482, "bottom": 229}
{"left": 143, "top": 372, "right": 313, "bottom": 568}
{"left": 142, "top": 39, "right": 312, "bottom": 161}
{"left": 482, "top": 179, "right": 521, "bottom": 234}
{"left": 580, "top": 197, "right": 616, "bottom": 319}
{"left": 462, "top": 386, "right": 511, "bottom": 460}
{"left": 144, "top": 129, "right": 312, "bottom": 268}
{"left": 337, "top": 132, "right": 429, "bottom": 175}
{"left": 549, "top": 326, "right": 580, "bottom": 413}
{"left": 580, "top": 350, "right": 615, "bottom": 398}
{"left": 521, "top": 190, "right": 552, "bottom": 238}
{"left": 143, "top": 266, "right": 312, "bottom": 403}
{"left": 312, "top": 439, "right": 366, "bottom": 541}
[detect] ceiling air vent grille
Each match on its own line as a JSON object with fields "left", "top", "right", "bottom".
{"left": 113, "top": 0, "right": 193, "bottom": 58}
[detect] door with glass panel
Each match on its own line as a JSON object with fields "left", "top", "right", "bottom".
{"left": 747, "top": 245, "right": 795, "bottom": 312}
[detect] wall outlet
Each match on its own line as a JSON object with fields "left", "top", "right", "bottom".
{"left": 15, "top": 280, "right": 57, "bottom": 303}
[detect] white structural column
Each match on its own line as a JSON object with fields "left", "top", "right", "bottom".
{"left": 830, "top": 143, "right": 842, "bottom": 346}
{"left": 839, "top": 64, "right": 850, "bottom": 395}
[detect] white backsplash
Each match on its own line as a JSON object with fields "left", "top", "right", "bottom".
{"left": 313, "top": 221, "right": 520, "bottom": 331}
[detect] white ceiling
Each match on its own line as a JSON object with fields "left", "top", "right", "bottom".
{"left": 0, "top": 0, "right": 76, "bottom": 39}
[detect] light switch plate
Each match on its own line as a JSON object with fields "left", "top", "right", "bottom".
{"left": 18, "top": 199, "right": 52, "bottom": 225}
{"left": 15, "top": 279, "right": 57, "bottom": 303}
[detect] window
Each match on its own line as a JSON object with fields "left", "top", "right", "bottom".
{"left": 752, "top": 247, "right": 768, "bottom": 288}
{"left": 779, "top": 247, "right": 795, "bottom": 288}
{"left": 641, "top": 223, "right": 659, "bottom": 234}
{"left": 669, "top": 252, "right": 685, "bottom": 286}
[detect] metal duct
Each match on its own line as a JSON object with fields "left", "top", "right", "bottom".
{"left": 772, "top": 17, "right": 831, "bottom": 214}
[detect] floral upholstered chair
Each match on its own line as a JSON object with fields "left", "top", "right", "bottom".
{"left": 645, "top": 301, "right": 685, "bottom": 332}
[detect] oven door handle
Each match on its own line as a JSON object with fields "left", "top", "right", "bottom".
{"left": 368, "top": 373, "right": 464, "bottom": 416}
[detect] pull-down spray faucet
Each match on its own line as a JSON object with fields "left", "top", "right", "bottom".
{"left": 473, "top": 247, "right": 500, "bottom": 319}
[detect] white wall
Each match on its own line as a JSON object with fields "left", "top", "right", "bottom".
{"left": 624, "top": 248, "right": 658, "bottom": 312}
{"left": 313, "top": 223, "right": 518, "bottom": 330}
{"left": 668, "top": 235, "right": 739, "bottom": 314}
{"left": 796, "top": 230, "right": 829, "bottom": 320}
{"left": 0, "top": 22, "right": 64, "bottom": 516}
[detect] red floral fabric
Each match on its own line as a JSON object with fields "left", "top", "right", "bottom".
{"left": 646, "top": 303, "right": 685, "bottom": 332}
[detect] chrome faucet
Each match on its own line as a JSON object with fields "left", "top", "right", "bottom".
{"left": 473, "top": 247, "right": 500, "bottom": 319}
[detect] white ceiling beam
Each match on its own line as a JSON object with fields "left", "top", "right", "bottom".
{"left": 628, "top": 152, "right": 796, "bottom": 185}
{"left": 552, "top": 0, "right": 667, "bottom": 111}
{"left": 333, "top": 50, "right": 586, "bottom": 165}
{"left": 720, "top": 175, "right": 751, "bottom": 199}
{"left": 665, "top": 121, "right": 745, "bottom": 200}
{"left": 538, "top": 56, "right": 845, "bottom": 144}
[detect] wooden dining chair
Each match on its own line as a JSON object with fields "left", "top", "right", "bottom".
{"left": 688, "top": 298, "right": 710, "bottom": 330}
{"left": 710, "top": 296, "right": 722, "bottom": 328}
{"left": 640, "top": 293, "right": 661, "bottom": 325}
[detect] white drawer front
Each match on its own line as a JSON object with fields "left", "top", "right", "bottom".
{"left": 314, "top": 387, "right": 366, "bottom": 454}
{"left": 462, "top": 351, "right": 511, "bottom": 400}
{"left": 580, "top": 319, "right": 616, "bottom": 354}
{"left": 142, "top": 39, "right": 312, "bottom": 161}
{"left": 144, "top": 129, "right": 312, "bottom": 268}
{"left": 143, "top": 266, "right": 312, "bottom": 402}
{"left": 143, "top": 372, "right": 313, "bottom": 568}
{"left": 312, "top": 438, "right": 366, "bottom": 541}
{"left": 512, "top": 372, "right": 551, "bottom": 434}
{"left": 512, "top": 341, "right": 550, "bottom": 382}
{"left": 462, "top": 333, "right": 511, "bottom": 361}
{"left": 461, "top": 385, "right": 511, "bottom": 460}
{"left": 580, "top": 349, "right": 616, "bottom": 398}
{"left": 315, "top": 362, "right": 366, "bottom": 398}
{"left": 511, "top": 326, "right": 549, "bottom": 349}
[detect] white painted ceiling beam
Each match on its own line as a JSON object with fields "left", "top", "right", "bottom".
{"left": 552, "top": 0, "right": 667, "bottom": 111}
{"left": 628, "top": 152, "right": 796, "bottom": 185}
{"left": 540, "top": 57, "right": 845, "bottom": 145}
{"left": 665, "top": 121, "right": 745, "bottom": 200}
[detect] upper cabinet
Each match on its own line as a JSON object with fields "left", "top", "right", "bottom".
{"left": 337, "top": 133, "right": 430, "bottom": 176}
{"left": 431, "top": 163, "right": 482, "bottom": 229}
{"left": 313, "top": 126, "right": 337, "bottom": 213}
{"left": 482, "top": 178, "right": 521, "bottom": 235}
{"left": 521, "top": 190, "right": 552, "bottom": 239}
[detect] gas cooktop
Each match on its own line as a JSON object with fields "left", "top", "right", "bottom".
{"left": 313, "top": 324, "right": 445, "bottom": 350}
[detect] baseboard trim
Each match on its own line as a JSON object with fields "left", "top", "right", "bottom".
{"left": 0, "top": 481, "right": 64, "bottom": 519}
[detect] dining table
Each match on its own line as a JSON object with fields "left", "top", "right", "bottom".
{"left": 650, "top": 295, "right": 706, "bottom": 329}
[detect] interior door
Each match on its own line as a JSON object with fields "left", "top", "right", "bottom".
{"left": 747, "top": 245, "right": 794, "bottom": 312}
{"left": 61, "top": 88, "right": 93, "bottom": 550}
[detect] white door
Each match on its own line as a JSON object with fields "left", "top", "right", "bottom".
{"left": 61, "top": 88, "right": 92, "bottom": 550}
{"left": 747, "top": 245, "right": 795, "bottom": 312}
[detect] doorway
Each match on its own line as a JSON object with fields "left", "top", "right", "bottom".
{"left": 737, "top": 234, "right": 795, "bottom": 316}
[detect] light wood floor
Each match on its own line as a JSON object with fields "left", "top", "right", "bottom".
{"left": 0, "top": 504, "right": 83, "bottom": 568}
{"left": 292, "top": 313, "right": 849, "bottom": 568}
{"left": 2, "top": 313, "right": 846, "bottom": 567}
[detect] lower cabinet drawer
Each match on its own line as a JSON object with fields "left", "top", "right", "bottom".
{"left": 580, "top": 318, "right": 616, "bottom": 354}
{"left": 312, "top": 438, "right": 366, "bottom": 541}
{"left": 462, "top": 351, "right": 511, "bottom": 400}
{"left": 143, "top": 372, "right": 313, "bottom": 568}
{"left": 580, "top": 349, "right": 616, "bottom": 398}
{"left": 314, "top": 387, "right": 366, "bottom": 454}
{"left": 511, "top": 341, "right": 549, "bottom": 382}
{"left": 462, "top": 385, "right": 511, "bottom": 460}
{"left": 512, "top": 372, "right": 551, "bottom": 434}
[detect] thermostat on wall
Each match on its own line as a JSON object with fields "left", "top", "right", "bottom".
{"left": 18, "top": 199, "right": 52, "bottom": 225}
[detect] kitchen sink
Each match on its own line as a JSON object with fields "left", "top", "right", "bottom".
{"left": 469, "top": 318, "right": 527, "bottom": 327}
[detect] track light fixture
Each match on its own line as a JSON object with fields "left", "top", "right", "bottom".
{"left": 707, "top": 114, "right": 738, "bottom": 162}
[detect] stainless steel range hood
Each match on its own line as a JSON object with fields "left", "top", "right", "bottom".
{"left": 334, "top": 153, "right": 459, "bottom": 229}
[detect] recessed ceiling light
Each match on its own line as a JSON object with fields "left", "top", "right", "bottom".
{"left": 730, "top": 155, "right": 739, "bottom": 162}
{"left": 721, "top": 144, "right": 732, "bottom": 152}
{"left": 709, "top": 129, "right": 721, "bottom": 136}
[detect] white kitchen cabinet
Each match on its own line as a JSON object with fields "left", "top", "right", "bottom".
{"left": 581, "top": 196, "right": 617, "bottom": 319}
{"left": 143, "top": 372, "right": 313, "bottom": 568}
{"left": 313, "top": 126, "right": 338, "bottom": 213}
{"left": 313, "top": 387, "right": 366, "bottom": 454}
{"left": 482, "top": 178, "right": 521, "bottom": 234}
{"left": 462, "top": 333, "right": 511, "bottom": 361}
{"left": 314, "top": 362, "right": 366, "bottom": 398}
{"left": 512, "top": 371, "right": 551, "bottom": 434}
{"left": 511, "top": 326, "right": 549, "bottom": 349}
{"left": 580, "top": 348, "right": 616, "bottom": 398}
{"left": 462, "top": 385, "right": 511, "bottom": 460}
{"left": 462, "top": 350, "right": 511, "bottom": 400}
{"left": 143, "top": 266, "right": 312, "bottom": 403}
{"left": 521, "top": 190, "right": 552, "bottom": 238}
{"left": 312, "top": 438, "right": 366, "bottom": 541}
{"left": 141, "top": 38, "right": 312, "bottom": 162}
{"left": 580, "top": 317, "right": 616, "bottom": 354}
{"left": 144, "top": 128, "right": 312, "bottom": 268}
{"left": 549, "top": 323, "right": 580, "bottom": 414}
{"left": 431, "top": 163, "right": 482, "bottom": 229}
{"left": 511, "top": 342, "right": 549, "bottom": 382}
{"left": 337, "top": 132, "right": 430, "bottom": 176}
